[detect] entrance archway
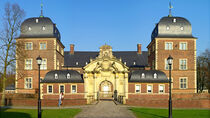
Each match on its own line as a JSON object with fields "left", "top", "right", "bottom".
{"left": 99, "top": 80, "right": 113, "bottom": 99}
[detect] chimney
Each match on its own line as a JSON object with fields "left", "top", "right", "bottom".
{"left": 137, "top": 44, "right": 142, "bottom": 54}
{"left": 70, "top": 44, "right": 74, "bottom": 54}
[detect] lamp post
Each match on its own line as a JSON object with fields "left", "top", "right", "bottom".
{"left": 36, "top": 56, "right": 42, "bottom": 118}
{"left": 167, "top": 55, "right": 173, "bottom": 118}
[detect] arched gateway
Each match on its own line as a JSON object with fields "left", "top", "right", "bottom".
{"left": 83, "top": 45, "right": 129, "bottom": 103}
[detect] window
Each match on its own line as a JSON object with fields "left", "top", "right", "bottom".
{"left": 124, "top": 62, "right": 126, "bottom": 65}
{"left": 25, "top": 59, "right": 32, "bottom": 70}
{"left": 159, "top": 85, "right": 164, "bottom": 93}
{"left": 180, "top": 78, "right": 187, "bottom": 89}
{"left": 28, "top": 26, "right": 31, "bottom": 31}
{"left": 133, "top": 61, "right": 136, "bottom": 65}
{"left": 25, "top": 42, "right": 33, "bottom": 50}
{"left": 71, "top": 85, "right": 77, "bottom": 93}
{"left": 179, "top": 42, "right": 187, "bottom": 50}
{"left": 166, "top": 26, "right": 170, "bottom": 30}
{"left": 25, "top": 77, "right": 32, "bottom": 89}
{"left": 67, "top": 73, "right": 70, "bottom": 79}
{"left": 165, "top": 42, "right": 173, "bottom": 50}
{"left": 173, "top": 18, "right": 176, "bottom": 23}
{"left": 147, "top": 85, "right": 152, "bottom": 93}
{"left": 36, "top": 19, "right": 39, "bottom": 23}
{"left": 135, "top": 85, "right": 141, "bottom": 93}
{"left": 180, "top": 26, "right": 184, "bottom": 31}
{"left": 165, "top": 59, "right": 169, "bottom": 70}
{"left": 48, "top": 85, "right": 53, "bottom": 94}
{"left": 42, "top": 26, "right": 46, "bottom": 30}
{"left": 59, "top": 85, "right": 65, "bottom": 93}
{"left": 141, "top": 73, "right": 145, "bottom": 78}
{"left": 55, "top": 73, "right": 58, "bottom": 79}
{"left": 39, "top": 42, "right": 46, "bottom": 50}
{"left": 154, "top": 73, "right": 157, "bottom": 78}
{"left": 180, "top": 59, "right": 187, "bottom": 70}
{"left": 40, "top": 58, "right": 47, "bottom": 70}
{"left": 76, "top": 62, "right": 79, "bottom": 65}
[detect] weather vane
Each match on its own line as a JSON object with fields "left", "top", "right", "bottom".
{"left": 40, "top": 0, "right": 44, "bottom": 17}
{"left": 168, "top": 0, "right": 173, "bottom": 17}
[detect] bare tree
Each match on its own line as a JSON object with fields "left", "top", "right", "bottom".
{"left": 197, "top": 49, "right": 210, "bottom": 93}
{"left": 0, "top": 3, "right": 25, "bottom": 106}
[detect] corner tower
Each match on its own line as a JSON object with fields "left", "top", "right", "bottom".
{"left": 16, "top": 17, "right": 65, "bottom": 93}
{"left": 147, "top": 16, "right": 197, "bottom": 93}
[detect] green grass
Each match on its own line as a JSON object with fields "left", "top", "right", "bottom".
{"left": 130, "top": 108, "right": 210, "bottom": 118}
{"left": 0, "top": 108, "right": 81, "bottom": 118}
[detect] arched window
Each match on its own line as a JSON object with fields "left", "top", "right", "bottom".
{"left": 55, "top": 73, "right": 58, "bottom": 79}
{"left": 141, "top": 73, "right": 145, "bottom": 78}
{"left": 67, "top": 73, "right": 71, "bottom": 79}
{"left": 154, "top": 73, "right": 157, "bottom": 78}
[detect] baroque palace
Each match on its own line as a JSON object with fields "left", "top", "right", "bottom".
{"left": 15, "top": 13, "right": 197, "bottom": 104}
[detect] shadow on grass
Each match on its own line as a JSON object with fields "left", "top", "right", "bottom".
{"left": 129, "top": 108, "right": 167, "bottom": 118}
{"left": 0, "top": 107, "right": 31, "bottom": 118}
{"left": 138, "top": 111, "right": 167, "bottom": 118}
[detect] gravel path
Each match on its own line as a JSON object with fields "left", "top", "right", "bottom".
{"left": 75, "top": 100, "right": 136, "bottom": 118}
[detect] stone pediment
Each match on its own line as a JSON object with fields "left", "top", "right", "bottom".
{"left": 84, "top": 45, "right": 128, "bottom": 73}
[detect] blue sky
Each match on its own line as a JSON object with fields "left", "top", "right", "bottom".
{"left": 0, "top": 0, "right": 209, "bottom": 55}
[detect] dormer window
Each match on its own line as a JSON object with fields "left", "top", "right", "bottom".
{"left": 42, "top": 26, "right": 46, "bottom": 30}
{"left": 180, "top": 26, "right": 184, "bottom": 31}
{"left": 28, "top": 27, "right": 31, "bottom": 31}
{"left": 85, "top": 62, "right": 88, "bottom": 65}
{"left": 141, "top": 73, "right": 145, "bottom": 78}
{"left": 173, "top": 18, "right": 176, "bottom": 23}
{"left": 124, "top": 62, "right": 126, "bottom": 65}
{"left": 133, "top": 62, "right": 136, "bottom": 65}
{"left": 55, "top": 73, "right": 58, "bottom": 79}
{"left": 67, "top": 73, "right": 70, "bottom": 79}
{"left": 154, "top": 73, "right": 157, "bottom": 78}
{"left": 166, "top": 26, "right": 170, "bottom": 30}
{"left": 36, "top": 19, "right": 39, "bottom": 23}
{"left": 76, "top": 62, "right": 78, "bottom": 65}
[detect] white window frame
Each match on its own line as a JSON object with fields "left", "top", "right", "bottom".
{"left": 40, "top": 58, "right": 47, "bottom": 70}
{"left": 39, "top": 42, "right": 47, "bottom": 50}
{"left": 25, "top": 59, "right": 33, "bottom": 70}
{"left": 159, "top": 84, "right": 165, "bottom": 93}
{"left": 135, "top": 84, "right": 141, "bottom": 93}
{"left": 154, "top": 73, "right": 157, "bottom": 79}
{"left": 179, "top": 42, "right": 187, "bottom": 50}
{"left": 179, "top": 59, "right": 187, "bottom": 70}
{"left": 25, "top": 42, "right": 33, "bottom": 50}
{"left": 179, "top": 77, "right": 188, "bottom": 89}
{"left": 59, "top": 85, "right": 65, "bottom": 93}
{"left": 165, "top": 42, "right": 173, "bottom": 50}
{"left": 147, "top": 85, "right": 153, "bottom": 93}
{"left": 24, "top": 77, "right": 32, "bottom": 89}
{"left": 47, "top": 85, "right": 53, "bottom": 94}
{"left": 141, "top": 73, "right": 145, "bottom": 78}
{"left": 71, "top": 85, "right": 77, "bottom": 93}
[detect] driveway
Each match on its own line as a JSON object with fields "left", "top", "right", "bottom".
{"left": 74, "top": 100, "right": 136, "bottom": 118}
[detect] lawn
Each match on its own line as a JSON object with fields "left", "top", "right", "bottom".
{"left": 0, "top": 108, "right": 81, "bottom": 118}
{"left": 130, "top": 107, "right": 209, "bottom": 118}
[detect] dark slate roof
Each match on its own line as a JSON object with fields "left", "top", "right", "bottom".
{"left": 19, "top": 17, "right": 61, "bottom": 40}
{"left": 64, "top": 51, "right": 148, "bottom": 67}
{"left": 129, "top": 70, "right": 168, "bottom": 83}
{"left": 151, "top": 16, "right": 194, "bottom": 40}
{"left": 42, "top": 70, "right": 83, "bottom": 83}
{"left": 5, "top": 84, "right": 15, "bottom": 90}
